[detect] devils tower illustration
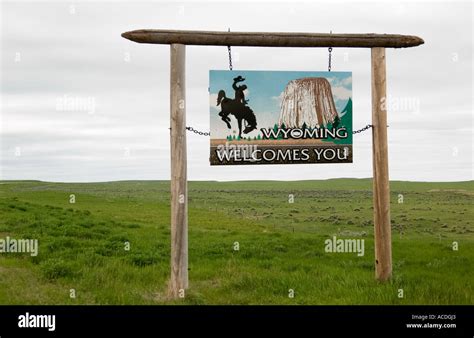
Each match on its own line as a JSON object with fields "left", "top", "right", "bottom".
{"left": 278, "top": 77, "right": 338, "bottom": 128}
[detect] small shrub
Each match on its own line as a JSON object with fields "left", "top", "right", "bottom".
{"left": 40, "top": 258, "right": 75, "bottom": 280}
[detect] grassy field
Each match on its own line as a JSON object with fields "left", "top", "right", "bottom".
{"left": 0, "top": 179, "right": 472, "bottom": 305}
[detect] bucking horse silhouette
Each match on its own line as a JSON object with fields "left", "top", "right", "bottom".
{"left": 217, "top": 76, "right": 257, "bottom": 138}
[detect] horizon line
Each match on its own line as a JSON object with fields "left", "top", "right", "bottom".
{"left": 1, "top": 178, "right": 473, "bottom": 184}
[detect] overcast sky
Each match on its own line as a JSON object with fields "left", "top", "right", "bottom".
{"left": 0, "top": 0, "right": 472, "bottom": 182}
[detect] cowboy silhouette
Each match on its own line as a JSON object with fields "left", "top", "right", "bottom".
{"left": 217, "top": 75, "right": 257, "bottom": 137}
{"left": 232, "top": 76, "right": 248, "bottom": 105}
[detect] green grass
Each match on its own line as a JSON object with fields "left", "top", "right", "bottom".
{"left": 0, "top": 179, "right": 472, "bottom": 304}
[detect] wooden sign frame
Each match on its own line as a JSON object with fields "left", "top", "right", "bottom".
{"left": 121, "top": 29, "right": 424, "bottom": 298}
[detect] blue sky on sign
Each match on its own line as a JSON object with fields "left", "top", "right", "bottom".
{"left": 210, "top": 70, "right": 352, "bottom": 138}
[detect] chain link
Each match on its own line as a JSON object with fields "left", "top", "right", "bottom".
{"left": 328, "top": 30, "right": 333, "bottom": 72}
{"left": 352, "top": 124, "right": 372, "bottom": 134}
{"left": 186, "top": 126, "right": 210, "bottom": 136}
{"left": 328, "top": 47, "right": 332, "bottom": 72}
{"left": 228, "top": 46, "right": 233, "bottom": 71}
{"left": 352, "top": 124, "right": 390, "bottom": 134}
{"left": 227, "top": 28, "right": 233, "bottom": 71}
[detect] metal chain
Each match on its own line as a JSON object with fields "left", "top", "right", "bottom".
{"left": 328, "top": 30, "right": 333, "bottom": 72}
{"left": 227, "top": 28, "right": 233, "bottom": 70}
{"left": 352, "top": 124, "right": 372, "bottom": 134}
{"left": 328, "top": 47, "right": 332, "bottom": 72}
{"left": 228, "top": 46, "right": 233, "bottom": 70}
{"left": 186, "top": 126, "right": 210, "bottom": 136}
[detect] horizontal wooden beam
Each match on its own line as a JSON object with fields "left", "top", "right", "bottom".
{"left": 121, "top": 29, "right": 423, "bottom": 48}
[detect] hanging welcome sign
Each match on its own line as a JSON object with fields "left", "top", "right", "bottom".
{"left": 210, "top": 70, "right": 353, "bottom": 165}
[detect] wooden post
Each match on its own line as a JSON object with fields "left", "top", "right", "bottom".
{"left": 371, "top": 47, "right": 392, "bottom": 281}
{"left": 169, "top": 43, "right": 188, "bottom": 297}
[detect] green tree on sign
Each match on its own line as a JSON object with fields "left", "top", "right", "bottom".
{"left": 274, "top": 124, "right": 283, "bottom": 140}
{"left": 323, "top": 97, "right": 353, "bottom": 145}
{"left": 270, "top": 124, "right": 279, "bottom": 140}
